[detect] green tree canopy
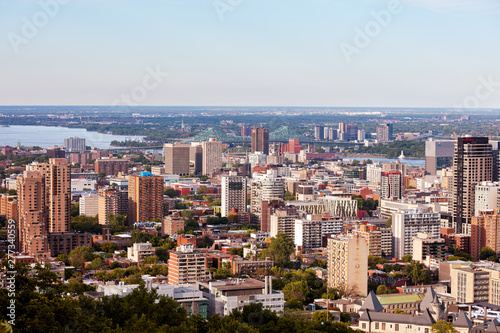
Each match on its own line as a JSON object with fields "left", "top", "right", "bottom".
{"left": 259, "top": 232, "right": 295, "bottom": 268}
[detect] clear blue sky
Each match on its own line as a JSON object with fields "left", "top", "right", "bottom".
{"left": 1, "top": 0, "right": 499, "bottom": 108}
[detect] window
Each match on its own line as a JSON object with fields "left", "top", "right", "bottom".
{"left": 395, "top": 324, "right": 399, "bottom": 331}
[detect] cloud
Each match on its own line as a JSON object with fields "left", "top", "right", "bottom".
{"left": 402, "top": 0, "right": 500, "bottom": 13}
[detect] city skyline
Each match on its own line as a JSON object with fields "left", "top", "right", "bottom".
{"left": 1, "top": 0, "right": 499, "bottom": 108}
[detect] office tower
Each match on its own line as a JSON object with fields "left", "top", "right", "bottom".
{"left": 261, "top": 199, "right": 286, "bottom": 233}
{"left": 269, "top": 207, "right": 299, "bottom": 239}
{"left": 452, "top": 137, "right": 494, "bottom": 235}
{"left": 202, "top": 138, "right": 222, "bottom": 176}
{"left": 380, "top": 170, "right": 402, "bottom": 200}
{"left": 95, "top": 158, "right": 129, "bottom": 176}
{"left": 475, "top": 182, "right": 500, "bottom": 216}
{"left": 314, "top": 126, "right": 324, "bottom": 140}
{"left": 63, "top": 137, "right": 86, "bottom": 152}
{"left": 241, "top": 126, "right": 252, "bottom": 137}
{"left": 346, "top": 124, "right": 358, "bottom": 141}
{"left": 26, "top": 158, "right": 71, "bottom": 233}
{"left": 288, "top": 139, "right": 301, "bottom": 153}
{"left": 338, "top": 122, "right": 347, "bottom": 134}
{"left": 425, "top": 139, "right": 455, "bottom": 175}
{"left": 221, "top": 172, "right": 247, "bottom": 217}
{"left": 328, "top": 128, "right": 337, "bottom": 141}
{"left": 327, "top": 233, "right": 368, "bottom": 296}
{"left": 294, "top": 218, "right": 322, "bottom": 251}
{"left": 471, "top": 210, "right": 500, "bottom": 260}
{"left": 382, "top": 161, "right": 407, "bottom": 176}
{"left": 393, "top": 209, "right": 441, "bottom": 259}
{"left": 357, "top": 129, "right": 366, "bottom": 142}
{"left": 189, "top": 144, "right": 203, "bottom": 175}
{"left": 412, "top": 233, "right": 445, "bottom": 264}
{"left": 167, "top": 244, "right": 209, "bottom": 284}
{"left": 376, "top": 123, "right": 393, "bottom": 142}
{"left": 17, "top": 170, "right": 50, "bottom": 258}
{"left": 251, "top": 127, "right": 269, "bottom": 155}
{"left": 164, "top": 143, "right": 191, "bottom": 176}
{"left": 249, "top": 152, "right": 267, "bottom": 168}
{"left": 98, "top": 187, "right": 128, "bottom": 225}
{"left": 250, "top": 170, "right": 284, "bottom": 223}
{"left": 324, "top": 127, "right": 329, "bottom": 140}
{"left": 128, "top": 172, "right": 164, "bottom": 225}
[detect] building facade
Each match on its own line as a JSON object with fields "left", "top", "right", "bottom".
{"left": 221, "top": 172, "right": 247, "bottom": 217}
{"left": 128, "top": 172, "right": 164, "bottom": 225}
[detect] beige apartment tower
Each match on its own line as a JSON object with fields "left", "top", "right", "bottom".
{"left": 327, "top": 233, "right": 368, "bottom": 296}
{"left": 164, "top": 143, "right": 191, "bottom": 176}
{"left": 25, "top": 158, "right": 71, "bottom": 233}
{"left": 167, "top": 244, "right": 209, "bottom": 284}
{"left": 201, "top": 138, "right": 222, "bottom": 176}
{"left": 17, "top": 170, "right": 50, "bottom": 258}
{"left": 221, "top": 172, "right": 247, "bottom": 217}
{"left": 128, "top": 173, "right": 164, "bottom": 225}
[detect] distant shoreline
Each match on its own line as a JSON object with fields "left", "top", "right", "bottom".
{"left": 338, "top": 154, "right": 423, "bottom": 160}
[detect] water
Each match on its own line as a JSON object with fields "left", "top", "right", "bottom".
{"left": 341, "top": 157, "right": 425, "bottom": 167}
{"left": 0, "top": 125, "right": 144, "bottom": 149}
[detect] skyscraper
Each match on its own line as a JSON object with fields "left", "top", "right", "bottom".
{"left": 64, "top": 137, "right": 86, "bottom": 152}
{"left": 201, "top": 138, "right": 222, "bottom": 176}
{"left": 425, "top": 139, "right": 455, "bottom": 175}
{"left": 314, "top": 126, "right": 324, "bottom": 140}
{"left": 189, "top": 143, "right": 203, "bottom": 175}
{"left": 128, "top": 172, "right": 164, "bottom": 225}
{"left": 221, "top": 171, "right": 247, "bottom": 217}
{"left": 250, "top": 170, "right": 284, "bottom": 224}
{"left": 251, "top": 127, "right": 269, "bottom": 155}
{"left": 164, "top": 143, "right": 191, "bottom": 176}
{"left": 452, "top": 137, "right": 494, "bottom": 235}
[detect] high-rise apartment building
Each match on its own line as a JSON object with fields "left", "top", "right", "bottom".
{"left": 164, "top": 143, "right": 191, "bottom": 176}
{"left": 366, "top": 164, "right": 383, "bottom": 184}
{"left": 393, "top": 209, "right": 441, "bottom": 259}
{"left": 381, "top": 170, "right": 402, "bottom": 200}
{"left": 17, "top": 170, "right": 50, "bottom": 258}
{"left": 26, "top": 158, "right": 71, "bottom": 233}
{"left": 269, "top": 208, "right": 299, "bottom": 239}
{"left": 250, "top": 170, "right": 284, "bottom": 223}
{"left": 94, "top": 158, "right": 129, "bottom": 176}
{"left": 376, "top": 124, "right": 393, "bottom": 142}
{"left": 221, "top": 172, "right": 247, "bottom": 217}
{"left": 167, "top": 244, "right": 209, "bottom": 284}
{"left": 352, "top": 224, "right": 382, "bottom": 257}
{"left": 471, "top": 210, "right": 500, "bottom": 260}
{"left": 162, "top": 213, "right": 185, "bottom": 236}
{"left": 79, "top": 193, "right": 99, "bottom": 217}
{"left": 98, "top": 187, "right": 128, "bottom": 225}
{"left": 251, "top": 127, "right": 269, "bottom": 155}
{"left": 63, "top": 137, "right": 86, "bottom": 152}
{"left": 475, "top": 182, "right": 500, "bottom": 217}
{"left": 202, "top": 138, "right": 222, "bottom": 176}
{"left": 0, "top": 194, "right": 17, "bottom": 222}
{"left": 452, "top": 137, "right": 494, "bottom": 235}
{"left": 327, "top": 233, "right": 368, "bottom": 296}
{"left": 128, "top": 172, "right": 164, "bottom": 225}
{"left": 412, "top": 233, "right": 445, "bottom": 263}
{"left": 425, "top": 139, "right": 455, "bottom": 175}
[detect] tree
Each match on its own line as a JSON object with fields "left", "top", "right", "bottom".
{"left": 282, "top": 280, "right": 309, "bottom": 303}
{"left": 402, "top": 254, "right": 412, "bottom": 262}
{"left": 68, "top": 246, "right": 96, "bottom": 269}
{"left": 284, "top": 191, "right": 295, "bottom": 201}
{"left": 285, "top": 298, "right": 304, "bottom": 310}
{"left": 479, "top": 247, "right": 496, "bottom": 260}
{"left": 86, "top": 257, "right": 105, "bottom": 270}
{"left": 98, "top": 172, "right": 106, "bottom": 179}
{"left": 143, "top": 256, "right": 159, "bottom": 264}
{"left": 431, "top": 320, "right": 458, "bottom": 333}
{"left": 376, "top": 285, "right": 388, "bottom": 295}
{"left": 259, "top": 232, "right": 294, "bottom": 268}
{"left": 100, "top": 242, "right": 119, "bottom": 253}
{"left": 164, "top": 187, "right": 177, "bottom": 198}
{"left": 108, "top": 214, "right": 127, "bottom": 233}
{"left": 405, "top": 261, "right": 432, "bottom": 285}
{"left": 214, "top": 262, "right": 233, "bottom": 280}
{"left": 310, "top": 259, "right": 326, "bottom": 268}
{"left": 385, "top": 217, "right": 392, "bottom": 227}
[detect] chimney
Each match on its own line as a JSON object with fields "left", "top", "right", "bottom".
{"left": 268, "top": 276, "right": 272, "bottom": 294}
{"left": 264, "top": 277, "right": 268, "bottom": 294}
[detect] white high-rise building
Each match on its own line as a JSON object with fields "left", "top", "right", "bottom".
{"left": 250, "top": 170, "right": 284, "bottom": 222}
{"left": 249, "top": 152, "right": 267, "bottom": 168}
{"left": 475, "top": 181, "right": 500, "bottom": 217}
{"left": 221, "top": 172, "right": 247, "bottom": 217}
{"left": 393, "top": 209, "right": 441, "bottom": 259}
{"left": 64, "top": 137, "right": 86, "bottom": 152}
{"left": 366, "top": 164, "right": 383, "bottom": 184}
{"left": 202, "top": 138, "right": 222, "bottom": 176}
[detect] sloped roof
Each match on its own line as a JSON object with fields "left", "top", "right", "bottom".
{"left": 419, "top": 286, "right": 443, "bottom": 312}
{"left": 486, "top": 318, "right": 500, "bottom": 333}
{"left": 359, "top": 291, "right": 384, "bottom": 312}
{"left": 359, "top": 309, "right": 435, "bottom": 326}
{"left": 378, "top": 293, "right": 425, "bottom": 305}
{"left": 453, "top": 310, "right": 473, "bottom": 328}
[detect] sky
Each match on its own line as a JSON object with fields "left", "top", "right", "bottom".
{"left": 0, "top": 0, "right": 499, "bottom": 108}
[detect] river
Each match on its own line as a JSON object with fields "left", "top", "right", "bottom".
{"left": 340, "top": 156, "right": 425, "bottom": 167}
{"left": 0, "top": 125, "right": 144, "bottom": 149}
